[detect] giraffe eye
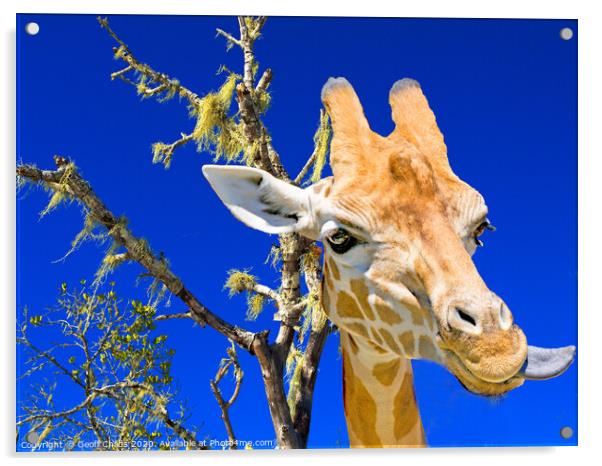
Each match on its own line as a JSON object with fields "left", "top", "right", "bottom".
{"left": 473, "top": 218, "right": 496, "bottom": 247}
{"left": 326, "top": 228, "right": 358, "bottom": 254}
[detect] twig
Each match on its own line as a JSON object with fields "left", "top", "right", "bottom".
{"left": 251, "top": 17, "right": 268, "bottom": 38}
{"left": 216, "top": 28, "right": 242, "bottom": 49}
{"left": 294, "top": 151, "right": 318, "bottom": 185}
{"left": 252, "top": 284, "right": 280, "bottom": 303}
{"left": 17, "top": 336, "right": 85, "bottom": 389}
{"left": 294, "top": 109, "right": 331, "bottom": 185}
{"left": 110, "top": 65, "right": 133, "bottom": 81}
{"left": 152, "top": 133, "right": 194, "bottom": 167}
{"left": 98, "top": 16, "right": 201, "bottom": 108}
{"left": 156, "top": 310, "right": 207, "bottom": 329}
{"left": 256, "top": 68, "right": 273, "bottom": 93}
{"left": 209, "top": 350, "right": 243, "bottom": 449}
{"left": 155, "top": 312, "right": 192, "bottom": 321}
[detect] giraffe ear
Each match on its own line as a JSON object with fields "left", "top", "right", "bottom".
{"left": 202, "top": 165, "right": 317, "bottom": 236}
{"left": 321, "top": 77, "right": 372, "bottom": 180}
{"left": 388, "top": 78, "right": 447, "bottom": 157}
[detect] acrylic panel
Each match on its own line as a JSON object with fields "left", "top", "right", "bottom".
{"left": 16, "top": 14, "right": 577, "bottom": 451}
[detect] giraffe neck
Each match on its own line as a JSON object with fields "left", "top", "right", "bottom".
{"left": 340, "top": 329, "right": 425, "bottom": 448}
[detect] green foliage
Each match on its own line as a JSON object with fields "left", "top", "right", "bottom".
{"left": 95, "top": 246, "right": 129, "bottom": 286}
{"left": 151, "top": 142, "right": 173, "bottom": 168}
{"left": 150, "top": 69, "right": 267, "bottom": 169}
{"left": 40, "top": 191, "right": 67, "bottom": 218}
{"left": 265, "top": 244, "right": 281, "bottom": 269}
{"left": 256, "top": 89, "right": 271, "bottom": 115}
{"left": 113, "top": 45, "right": 127, "bottom": 60}
{"left": 243, "top": 17, "right": 265, "bottom": 40}
{"left": 17, "top": 281, "right": 198, "bottom": 451}
{"left": 298, "top": 244, "right": 327, "bottom": 343}
{"left": 310, "top": 110, "right": 331, "bottom": 183}
{"left": 224, "top": 269, "right": 257, "bottom": 296}
{"left": 59, "top": 212, "right": 107, "bottom": 262}
{"left": 246, "top": 294, "right": 265, "bottom": 321}
{"left": 160, "top": 79, "right": 180, "bottom": 102}
{"left": 285, "top": 346, "right": 303, "bottom": 414}
{"left": 39, "top": 162, "right": 76, "bottom": 218}
{"left": 223, "top": 269, "right": 268, "bottom": 320}
{"left": 136, "top": 75, "right": 149, "bottom": 96}
{"left": 285, "top": 346, "right": 302, "bottom": 379}
{"left": 189, "top": 72, "right": 245, "bottom": 162}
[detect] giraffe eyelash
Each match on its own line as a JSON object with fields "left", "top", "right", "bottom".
{"left": 326, "top": 228, "right": 359, "bottom": 254}
{"left": 473, "top": 218, "right": 496, "bottom": 247}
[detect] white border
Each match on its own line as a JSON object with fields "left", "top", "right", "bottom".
{"left": 2, "top": 1, "right": 600, "bottom": 465}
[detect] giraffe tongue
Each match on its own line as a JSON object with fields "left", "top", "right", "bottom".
{"left": 519, "top": 345, "right": 576, "bottom": 380}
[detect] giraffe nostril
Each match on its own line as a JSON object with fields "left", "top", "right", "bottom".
{"left": 447, "top": 306, "right": 481, "bottom": 335}
{"left": 499, "top": 303, "right": 513, "bottom": 330}
{"left": 456, "top": 308, "right": 477, "bottom": 327}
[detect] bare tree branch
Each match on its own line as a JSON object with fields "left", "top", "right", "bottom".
{"left": 217, "top": 18, "right": 289, "bottom": 179}
{"left": 256, "top": 68, "right": 273, "bottom": 93}
{"left": 271, "top": 235, "right": 310, "bottom": 365}
{"left": 252, "top": 284, "right": 281, "bottom": 305}
{"left": 16, "top": 160, "right": 257, "bottom": 353}
{"left": 290, "top": 323, "right": 331, "bottom": 447}
{"left": 294, "top": 109, "right": 331, "bottom": 185}
{"left": 98, "top": 16, "right": 202, "bottom": 108}
{"left": 215, "top": 28, "right": 242, "bottom": 49}
{"left": 17, "top": 335, "right": 85, "bottom": 390}
{"left": 287, "top": 243, "right": 330, "bottom": 447}
{"left": 155, "top": 312, "right": 193, "bottom": 321}
{"left": 209, "top": 348, "right": 243, "bottom": 449}
{"left": 252, "top": 333, "right": 301, "bottom": 448}
{"left": 294, "top": 152, "right": 318, "bottom": 186}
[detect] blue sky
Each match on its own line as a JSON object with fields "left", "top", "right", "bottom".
{"left": 17, "top": 14, "right": 577, "bottom": 448}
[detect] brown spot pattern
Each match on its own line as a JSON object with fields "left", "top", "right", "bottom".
{"left": 411, "top": 309, "right": 424, "bottom": 327}
{"left": 336, "top": 291, "right": 363, "bottom": 319}
{"left": 423, "top": 311, "right": 435, "bottom": 331}
{"left": 393, "top": 370, "right": 420, "bottom": 441}
{"left": 367, "top": 341, "right": 390, "bottom": 354}
{"left": 370, "top": 327, "right": 384, "bottom": 345}
{"left": 350, "top": 279, "right": 375, "bottom": 320}
{"left": 379, "top": 328, "right": 401, "bottom": 354}
{"left": 342, "top": 348, "right": 381, "bottom": 447}
{"left": 398, "top": 331, "right": 415, "bottom": 357}
{"left": 418, "top": 335, "right": 438, "bottom": 361}
{"left": 328, "top": 257, "right": 340, "bottom": 281}
{"left": 374, "top": 301, "right": 402, "bottom": 325}
{"left": 321, "top": 282, "right": 332, "bottom": 317}
{"left": 372, "top": 358, "right": 401, "bottom": 386}
{"left": 348, "top": 334, "right": 359, "bottom": 354}
{"left": 347, "top": 322, "right": 370, "bottom": 339}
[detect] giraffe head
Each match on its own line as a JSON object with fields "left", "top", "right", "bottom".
{"left": 203, "top": 77, "right": 575, "bottom": 397}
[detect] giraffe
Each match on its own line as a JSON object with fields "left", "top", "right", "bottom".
{"left": 202, "top": 77, "right": 576, "bottom": 448}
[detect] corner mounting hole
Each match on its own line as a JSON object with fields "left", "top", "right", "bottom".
{"left": 560, "top": 426, "right": 573, "bottom": 439}
{"left": 560, "top": 27, "right": 573, "bottom": 41}
{"left": 25, "top": 22, "right": 40, "bottom": 36}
